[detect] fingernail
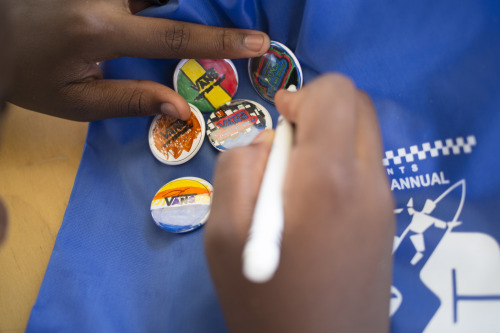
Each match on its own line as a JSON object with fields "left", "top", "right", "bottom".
{"left": 275, "top": 90, "right": 288, "bottom": 105}
{"left": 160, "top": 103, "right": 180, "bottom": 118}
{"left": 275, "top": 89, "right": 294, "bottom": 107}
{"left": 244, "top": 34, "right": 265, "bottom": 52}
{"left": 252, "top": 129, "right": 274, "bottom": 145}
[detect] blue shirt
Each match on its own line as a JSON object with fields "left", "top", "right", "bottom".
{"left": 27, "top": 1, "right": 500, "bottom": 331}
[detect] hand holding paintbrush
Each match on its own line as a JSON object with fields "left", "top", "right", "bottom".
{"left": 205, "top": 74, "right": 394, "bottom": 333}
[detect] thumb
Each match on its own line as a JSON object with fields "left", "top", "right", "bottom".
{"left": 274, "top": 88, "right": 301, "bottom": 123}
{"left": 60, "top": 79, "right": 191, "bottom": 121}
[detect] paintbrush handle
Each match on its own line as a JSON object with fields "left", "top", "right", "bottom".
{"left": 242, "top": 114, "right": 294, "bottom": 283}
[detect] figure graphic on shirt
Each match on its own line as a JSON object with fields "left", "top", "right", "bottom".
{"left": 390, "top": 181, "right": 465, "bottom": 318}
{"left": 391, "top": 180, "right": 500, "bottom": 332}
{"left": 394, "top": 198, "right": 456, "bottom": 265}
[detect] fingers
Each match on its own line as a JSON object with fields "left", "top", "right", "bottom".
{"left": 275, "top": 74, "right": 384, "bottom": 164}
{"left": 60, "top": 79, "right": 191, "bottom": 121}
{"left": 206, "top": 130, "right": 274, "bottom": 248}
{"left": 274, "top": 89, "right": 297, "bottom": 121}
{"left": 276, "top": 74, "right": 358, "bottom": 161}
{"left": 110, "top": 15, "right": 270, "bottom": 59}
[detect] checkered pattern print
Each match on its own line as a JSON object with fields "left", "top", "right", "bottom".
{"left": 382, "top": 135, "right": 477, "bottom": 166}
{"left": 206, "top": 101, "right": 269, "bottom": 148}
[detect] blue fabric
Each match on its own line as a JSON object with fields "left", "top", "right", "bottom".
{"left": 27, "top": 0, "right": 500, "bottom": 331}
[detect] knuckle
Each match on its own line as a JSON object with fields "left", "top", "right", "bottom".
{"left": 300, "top": 148, "right": 356, "bottom": 198}
{"left": 304, "top": 74, "right": 358, "bottom": 113}
{"left": 305, "top": 74, "right": 359, "bottom": 121}
{"left": 213, "top": 28, "right": 234, "bottom": 56}
{"left": 120, "top": 87, "right": 146, "bottom": 117}
{"left": 67, "top": 9, "right": 109, "bottom": 42}
{"left": 161, "top": 22, "right": 191, "bottom": 55}
{"left": 323, "top": 73, "right": 356, "bottom": 93}
{"left": 325, "top": 162, "right": 356, "bottom": 195}
{"left": 59, "top": 83, "right": 94, "bottom": 121}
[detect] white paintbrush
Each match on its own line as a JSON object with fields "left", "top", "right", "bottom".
{"left": 242, "top": 86, "right": 296, "bottom": 283}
